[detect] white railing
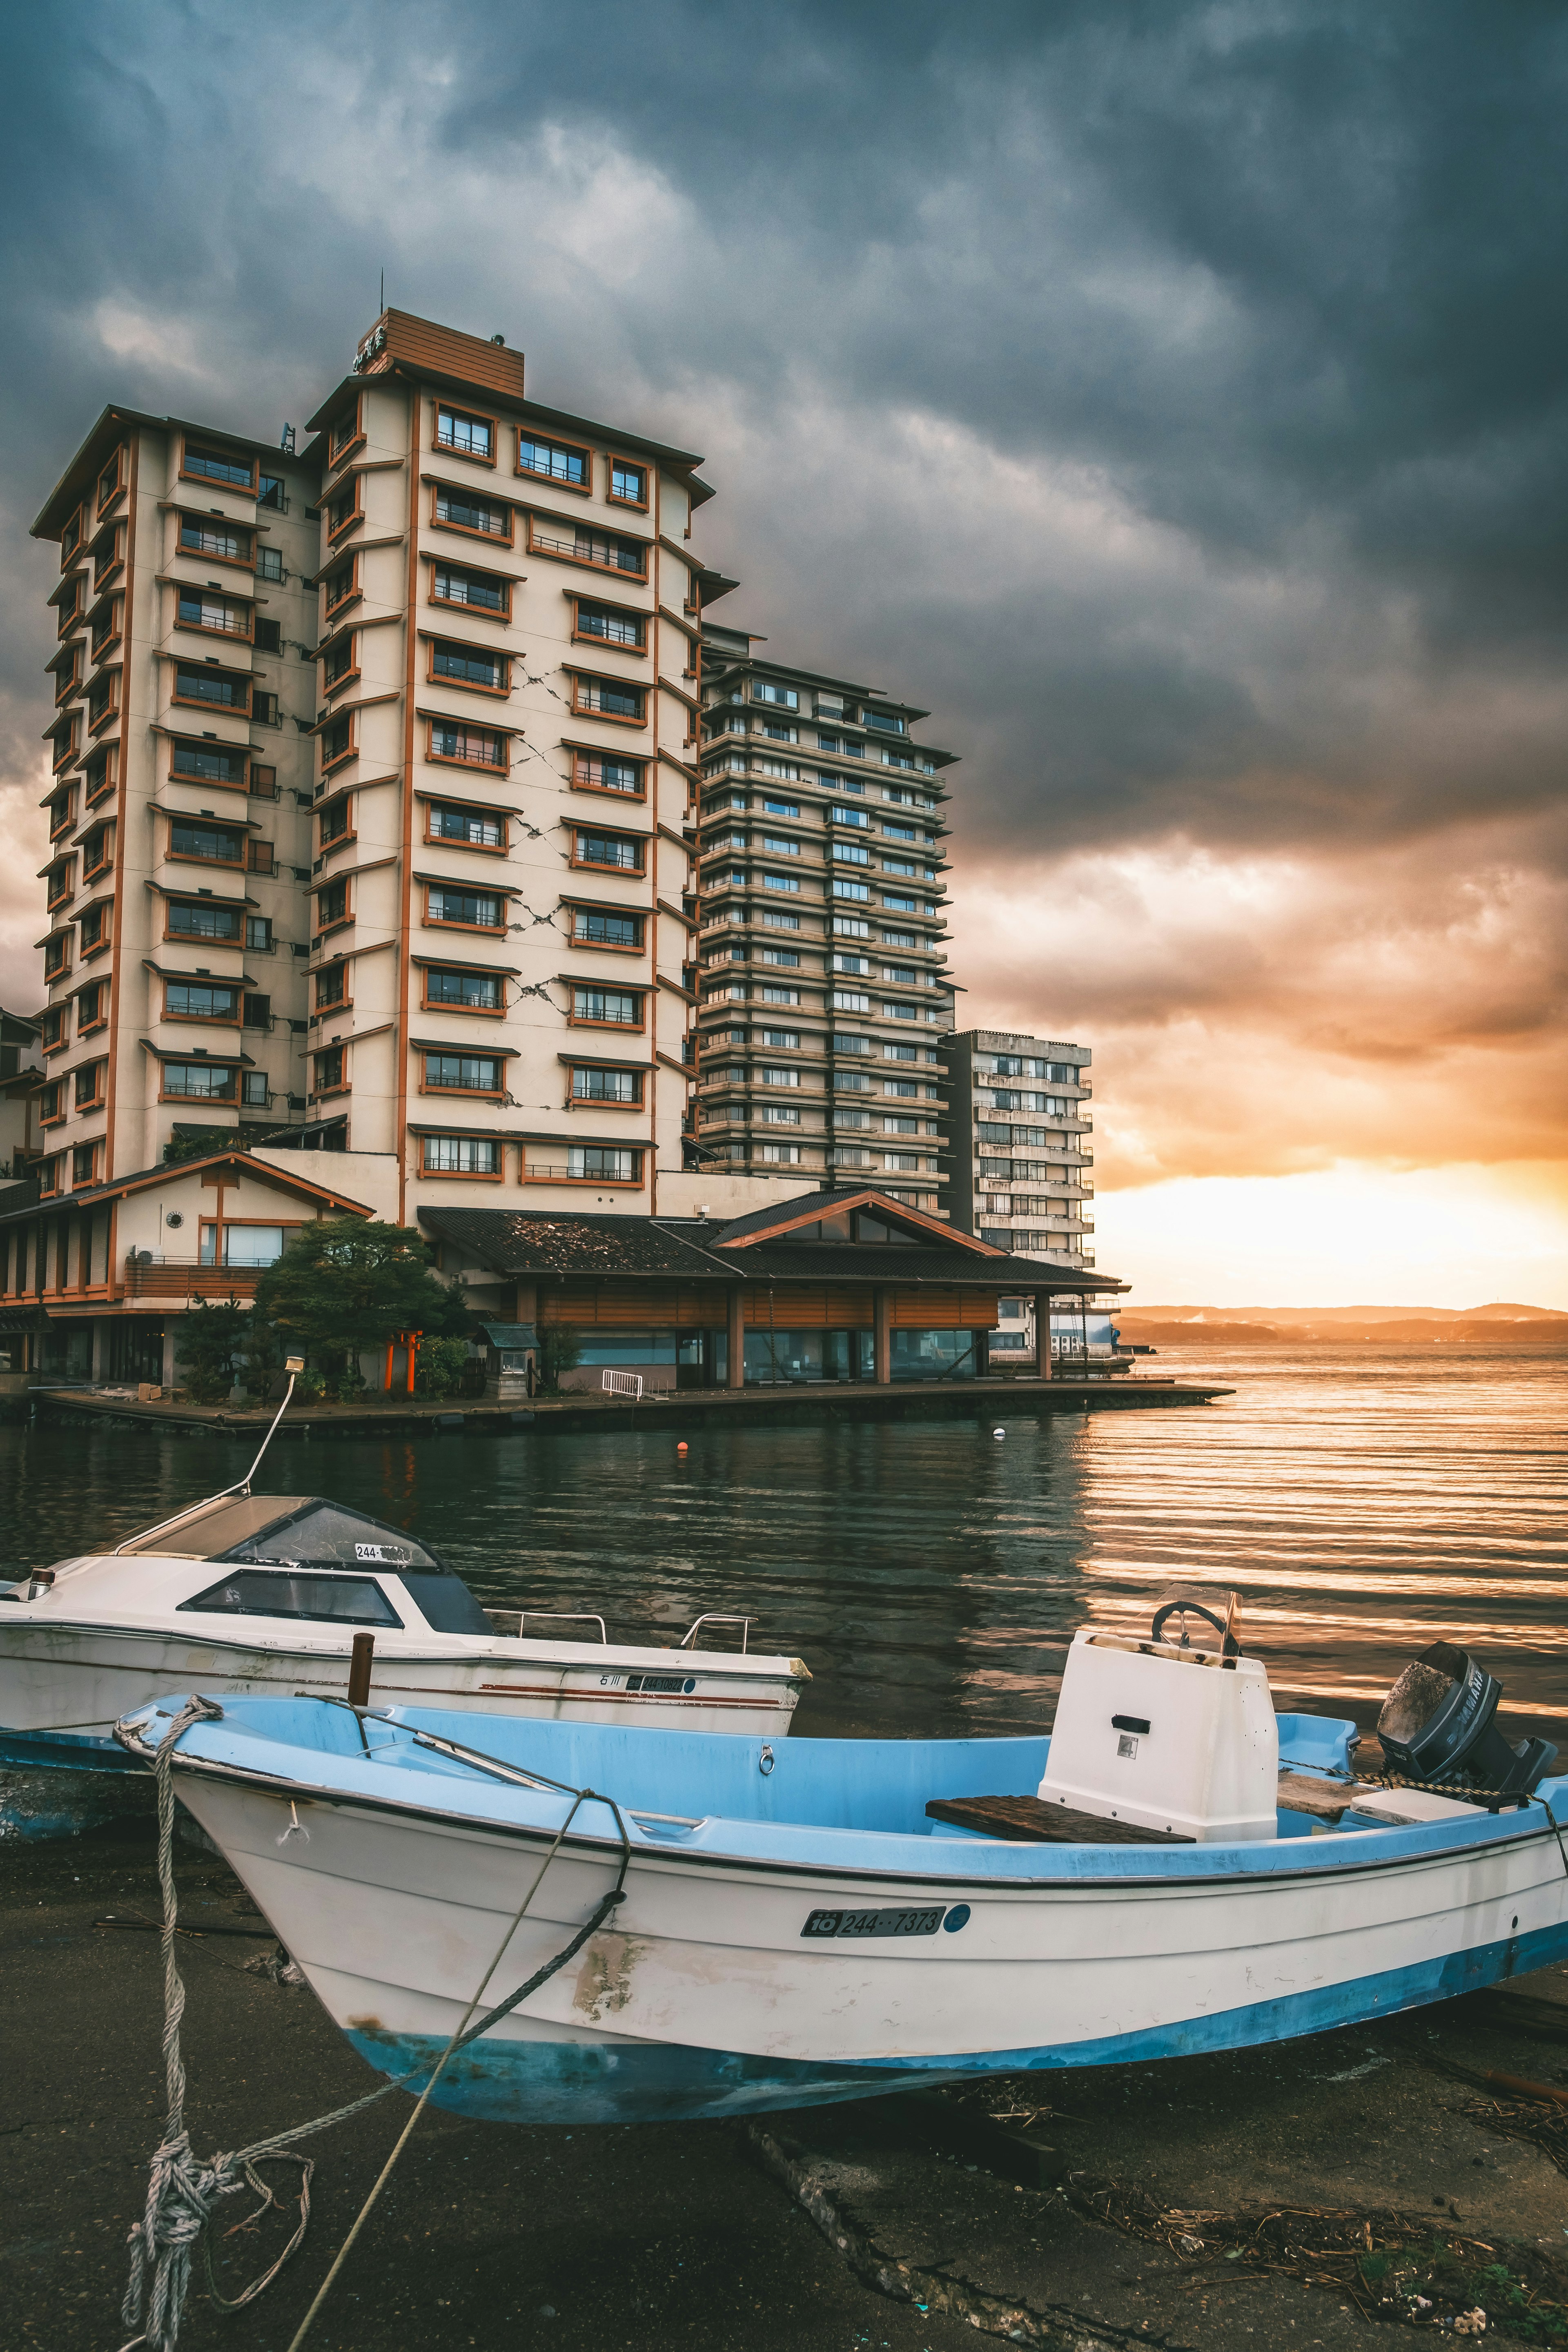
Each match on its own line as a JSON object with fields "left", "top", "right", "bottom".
{"left": 601, "top": 1369, "right": 644, "bottom": 1400}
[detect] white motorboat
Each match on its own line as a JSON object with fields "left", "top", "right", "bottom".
{"left": 0, "top": 1486, "right": 805, "bottom": 1774}
{"left": 120, "top": 1592, "right": 1567, "bottom": 2125}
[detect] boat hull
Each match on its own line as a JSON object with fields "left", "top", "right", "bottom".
{"left": 337, "top": 1913, "right": 1568, "bottom": 2124}
{"left": 171, "top": 1751, "right": 1568, "bottom": 2126}
{"left": 0, "top": 1626, "right": 798, "bottom": 1777}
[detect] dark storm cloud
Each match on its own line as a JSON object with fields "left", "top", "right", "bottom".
{"left": 0, "top": 0, "right": 1564, "bottom": 1018}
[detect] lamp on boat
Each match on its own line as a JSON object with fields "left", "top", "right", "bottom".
{"left": 1376, "top": 1642, "right": 1556, "bottom": 1796}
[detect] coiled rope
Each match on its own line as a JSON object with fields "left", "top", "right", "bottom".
{"left": 116, "top": 1696, "right": 629, "bottom": 2351}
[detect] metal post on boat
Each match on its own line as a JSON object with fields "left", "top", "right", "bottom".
{"left": 111, "top": 1357, "right": 309, "bottom": 1556}
{"left": 347, "top": 1632, "right": 374, "bottom": 1710}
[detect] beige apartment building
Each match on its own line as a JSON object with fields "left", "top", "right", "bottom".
{"left": 693, "top": 622, "right": 958, "bottom": 1211}
{"left": 27, "top": 312, "right": 715, "bottom": 1236}
{"left": 940, "top": 1029, "right": 1095, "bottom": 1269}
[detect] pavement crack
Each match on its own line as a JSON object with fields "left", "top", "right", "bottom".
{"left": 747, "top": 2118, "right": 1174, "bottom": 2350}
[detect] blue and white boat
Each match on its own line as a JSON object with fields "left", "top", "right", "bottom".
{"left": 118, "top": 1599, "right": 1568, "bottom": 2126}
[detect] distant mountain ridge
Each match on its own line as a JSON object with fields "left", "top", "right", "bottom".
{"left": 1116, "top": 1301, "right": 1568, "bottom": 1347}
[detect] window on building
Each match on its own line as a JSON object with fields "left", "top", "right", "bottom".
{"left": 424, "top": 967, "right": 502, "bottom": 1011}
{"left": 427, "top": 800, "right": 504, "bottom": 848}
{"left": 323, "top": 560, "right": 357, "bottom": 613}
{"left": 435, "top": 485, "right": 511, "bottom": 536}
{"left": 432, "top": 563, "right": 508, "bottom": 614}
{"left": 242, "top": 1071, "right": 270, "bottom": 1106}
{"left": 318, "top": 795, "right": 352, "bottom": 848}
{"left": 71, "top": 1144, "right": 98, "bottom": 1188}
{"left": 760, "top": 1027, "right": 801, "bottom": 1049}
{"left": 430, "top": 721, "right": 506, "bottom": 768}
{"left": 428, "top": 885, "right": 503, "bottom": 929}
{"left": 321, "top": 635, "right": 356, "bottom": 691}
{"left": 571, "top": 987, "right": 641, "bottom": 1026}
{"left": 517, "top": 434, "right": 588, "bottom": 486}
{"left": 179, "top": 515, "right": 249, "bottom": 563}
{"left": 170, "top": 819, "right": 246, "bottom": 864}
{"left": 424, "top": 1052, "right": 501, "bottom": 1092}
{"left": 314, "top": 963, "right": 347, "bottom": 1009}
{"left": 762, "top": 909, "right": 800, "bottom": 931}
{"left": 568, "top": 1145, "right": 637, "bottom": 1180}
{"left": 77, "top": 982, "right": 106, "bottom": 1032}
{"left": 171, "top": 740, "right": 248, "bottom": 787}
{"left": 165, "top": 981, "right": 241, "bottom": 1021}
{"left": 762, "top": 872, "right": 801, "bottom": 894}
{"left": 570, "top": 751, "right": 644, "bottom": 795}
{"left": 608, "top": 458, "right": 647, "bottom": 505}
{"left": 571, "top": 1067, "right": 641, "bottom": 1103}
{"left": 320, "top": 715, "right": 353, "bottom": 769}
{"left": 174, "top": 665, "right": 247, "bottom": 713}
{"left": 571, "top": 674, "right": 645, "bottom": 722}
{"left": 754, "top": 682, "right": 798, "bottom": 709}
{"left": 161, "top": 1060, "right": 238, "bottom": 1099}
{"left": 257, "top": 473, "right": 285, "bottom": 511}
{"left": 432, "top": 641, "right": 507, "bottom": 691}
{"left": 528, "top": 518, "right": 647, "bottom": 578}
{"left": 177, "top": 589, "right": 247, "bottom": 637}
{"left": 182, "top": 443, "right": 255, "bottom": 490}
{"left": 572, "top": 601, "right": 645, "bottom": 649}
{"left": 435, "top": 406, "right": 494, "bottom": 461}
{"left": 423, "top": 1134, "right": 500, "bottom": 1173}
{"left": 169, "top": 900, "right": 241, "bottom": 942}
{"left": 573, "top": 829, "right": 643, "bottom": 872}
{"left": 571, "top": 909, "right": 643, "bottom": 949}
{"left": 313, "top": 1046, "right": 345, "bottom": 1092}
{"left": 256, "top": 544, "right": 285, "bottom": 583}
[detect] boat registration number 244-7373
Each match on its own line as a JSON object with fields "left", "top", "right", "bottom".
{"left": 802, "top": 1903, "right": 971, "bottom": 1938}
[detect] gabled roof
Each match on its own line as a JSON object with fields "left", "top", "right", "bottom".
{"left": 421, "top": 1207, "right": 724, "bottom": 1278}
{"left": 707, "top": 1187, "right": 999, "bottom": 1254}
{"left": 417, "top": 1197, "right": 1119, "bottom": 1294}
{"left": 0, "top": 1150, "right": 376, "bottom": 1231}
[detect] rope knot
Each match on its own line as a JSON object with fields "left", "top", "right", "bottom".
{"left": 120, "top": 2129, "right": 244, "bottom": 2350}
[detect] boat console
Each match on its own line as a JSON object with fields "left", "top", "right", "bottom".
{"left": 1038, "top": 1586, "right": 1278, "bottom": 1842}
{"left": 1034, "top": 1590, "right": 1557, "bottom": 1847}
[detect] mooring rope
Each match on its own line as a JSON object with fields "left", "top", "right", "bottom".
{"left": 115, "top": 1697, "right": 630, "bottom": 2352}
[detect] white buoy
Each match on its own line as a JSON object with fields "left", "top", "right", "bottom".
{"left": 992, "top": 1426, "right": 1006, "bottom": 1439}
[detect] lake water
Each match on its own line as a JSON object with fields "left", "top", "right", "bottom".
{"left": 6, "top": 1345, "right": 1564, "bottom": 1744}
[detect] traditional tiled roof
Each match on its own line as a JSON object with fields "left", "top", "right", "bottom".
{"left": 420, "top": 1207, "right": 726, "bottom": 1278}
{"left": 419, "top": 1203, "right": 1116, "bottom": 1293}
{"left": 0, "top": 1150, "right": 374, "bottom": 1230}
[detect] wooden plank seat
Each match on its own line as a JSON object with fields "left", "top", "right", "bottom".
{"left": 925, "top": 1793, "right": 1194, "bottom": 1845}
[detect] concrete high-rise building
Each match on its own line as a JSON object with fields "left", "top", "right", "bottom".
{"left": 692, "top": 622, "right": 958, "bottom": 1211}
{"left": 26, "top": 311, "right": 715, "bottom": 1226}
{"left": 940, "top": 1029, "right": 1094, "bottom": 1269}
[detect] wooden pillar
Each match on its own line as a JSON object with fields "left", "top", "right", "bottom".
{"left": 873, "top": 1286, "right": 891, "bottom": 1385}
{"left": 726, "top": 1284, "right": 745, "bottom": 1390}
{"left": 1034, "top": 1294, "right": 1053, "bottom": 1381}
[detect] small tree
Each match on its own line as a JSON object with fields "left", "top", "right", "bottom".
{"left": 176, "top": 1296, "right": 252, "bottom": 1403}
{"left": 413, "top": 1334, "right": 470, "bottom": 1398}
{"left": 537, "top": 1327, "right": 581, "bottom": 1394}
{"left": 163, "top": 1129, "right": 235, "bottom": 1167}
{"left": 252, "top": 1218, "right": 470, "bottom": 1393}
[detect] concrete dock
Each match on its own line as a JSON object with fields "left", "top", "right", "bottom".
{"left": 33, "top": 1372, "right": 1229, "bottom": 1442}
{"left": 5, "top": 1807, "right": 1566, "bottom": 2350}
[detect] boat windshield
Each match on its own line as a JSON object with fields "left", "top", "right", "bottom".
{"left": 216, "top": 1501, "right": 443, "bottom": 1574}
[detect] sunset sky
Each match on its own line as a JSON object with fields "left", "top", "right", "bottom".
{"left": 3, "top": 4, "right": 1564, "bottom": 1306}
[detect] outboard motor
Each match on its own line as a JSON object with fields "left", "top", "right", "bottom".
{"left": 1377, "top": 1641, "right": 1556, "bottom": 1796}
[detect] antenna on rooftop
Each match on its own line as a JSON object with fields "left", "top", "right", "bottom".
{"left": 379, "top": 267, "right": 385, "bottom": 314}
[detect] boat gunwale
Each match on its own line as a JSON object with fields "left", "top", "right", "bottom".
{"left": 0, "top": 1612, "right": 801, "bottom": 1681}
{"left": 158, "top": 1744, "right": 1568, "bottom": 1897}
